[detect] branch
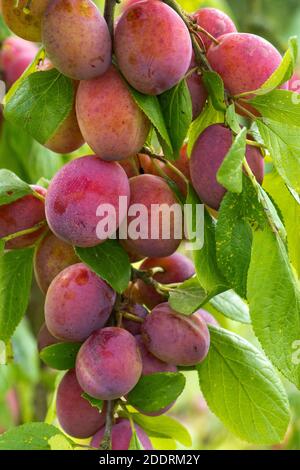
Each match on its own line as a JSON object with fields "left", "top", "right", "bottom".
{"left": 104, "top": 0, "right": 118, "bottom": 40}
{"left": 100, "top": 400, "right": 115, "bottom": 450}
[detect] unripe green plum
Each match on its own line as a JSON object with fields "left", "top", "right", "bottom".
{"left": 34, "top": 231, "right": 79, "bottom": 294}
{"left": 42, "top": 0, "right": 111, "bottom": 80}
{"left": 45, "top": 155, "right": 130, "bottom": 247}
{"left": 45, "top": 263, "right": 116, "bottom": 342}
{"left": 91, "top": 419, "right": 152, "bottom": 450}
{"left": 130, "top": 253, "right": 195, "bottom": 309}
{"left": 76, "top": 66, "right": 150, "bottom": 161}
{"left": 76, "top": 327, "right": 142, "bottom": 400}
{"left": 190, "top": 124, "right": 264, "bottom": 210}
{"left": 0, "top": 37, "right": 38, "bottom": 87}
{"left": 2, "top": 0, "right": 49, "bottom": 42}
{"left": 193, "top": 8, "right": 237, "bottom": 50}
{"left": 121, "top": 175, "right": 182, "bottom": 258}
{"left": 0, "top": 185, "right": 47, "bottom": 250}
{"left": 115, "top": 0, "right": 192, "bottom": 95}
{"left": 56, "top": 369, "right": 106, "bottom": 438}
{"left": 207, "top": 33, "right": 288, "bottom": 103}
{"left": 142, "top": 303, "right": 210, "bottom": 366}
{"left": 37, "top": 323, "right": 59, "bottom": 352}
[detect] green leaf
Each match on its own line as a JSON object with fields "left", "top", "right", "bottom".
{"left": 217, "top": 127, "right": 247, "bottom": 193}
{"left": 197, "top": 326, "right": 290, "bottom": 445}
{"left": 247, "top": 226, "right": 300, "bottom": 388}
{"left": 128, "top": 430, "right": 144, "bottom": 450}
{"left": 0, "top": 248, "right": 34, "bottom": 342}
{"left": 187, "top": 99, "right": 224, "bottom": 156}
{"left": 225, "top": 103, "right": 242, "bottom": 134}
{"left": 256, "top": 118, "right": 300, "bottom": 194}
{"left": 131, "top": 413, "right": 192, "bottom": 447}
{"left": 239, "top": 37, "right": 297, "bottom": 97}
{"left": 0, "top": 240, "right": 4, "bottom": 257}
{"left": 168, "top": 277, "right": 208, "bottom": 315}
{"left": 249, "top": 90, "right": 300, "bottom": 126}
{"left": 129, "top": 86, "right": 172, "bottom": 154}
{"left": 263, "top": 171, "right": 300, "bottom": 276}
{"left": 40, "top": 342, "right": 81, "bottom": 370}
{"left": 0, "top": 423, "right": 64, "bottom": 450}
{"left": 5, "top": 69, "right": 74, "bottom": 145}
{"left": 81, "top": 393, "right": 103, "bottom": 411}
{"left": 202, "top": 70, "right": 226, "bottom": 111}
{"left": 75, "top": 239, "right": 131, "bottom": 294}
{"left": 0, "top": 169, "right": 32, "bottom": 206}
{"left": 127, "top": 372, "right": 186, "bottom": 413}
{"left": 209, "top": 290, "right": 250, "bottom": 324}
{"left": 159, "top": 80, "right": 192, "bottom": 159}
{"left": 48, "top": 434, "right": 73, "bottom": 450}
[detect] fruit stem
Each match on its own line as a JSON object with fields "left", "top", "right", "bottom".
{"left": 234, "top": 101, "right": 257, "bottom": 120}
{"left": 161, "top": 0, "right": 213, "bottom": 72}
{"left": 2, "top": 220, "right": 47, "bottom": 243}
{"left": 192, "top": 24, "right": 221, "bottom": 46}
{"left": 142, "top": 146, "right": 189, "bottom": 186}
{"left": 104, "top": 0, "right": 118, "bottom": 40}
{"left": 33, "top": 190, "right": 46, "bottom": 202}
{"left": 99, "top": 400, "right": 115, "bottom": 450}
{"left": 131, "top": 268, "right": 168, "bottom": 297}
{"left": 122, "top": 312, "right": 145, "bottom": 324}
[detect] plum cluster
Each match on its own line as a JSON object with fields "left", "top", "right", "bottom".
{"left": 0, "top": 0, "right": 288, "bottom": 450}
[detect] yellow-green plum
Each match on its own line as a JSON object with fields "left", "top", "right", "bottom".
{"left": 115, "top": 0, "right": 192, "bottom": 95}
{"left": 76, "top": 66, "right": 150, "bottom": 160}
{"left": 45, "top": 263, "right": 116, "bottom": 342}
{"left": 2, "top": 0, "right": 49, "bottom": 42}
{"left": 42, "top": 0, "right": 111, "bottom": 80}
{"left": 76, "top": 327, "right": 142, "bottom": 400}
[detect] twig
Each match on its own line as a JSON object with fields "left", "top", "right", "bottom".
{"left": 99, "top": 400, "right": 115, "bottom": 450}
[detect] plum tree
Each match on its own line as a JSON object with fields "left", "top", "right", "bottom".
{"left": 135, "top": 335, "right": 177, "bottom": 375}
{"left": 34, "top": 231, "right": 79, "bottom": 294}
{"left": 76, "top": 66, "right": 150, "bottom": 160}
{"left": 56, "top": 369, "right": 106, "bottom": 439}
{"left": 42, "top": 0, "right": 111, "bottom": 80}
{"left": 45, "top": 263, "right": 116, "bottom": 342}
{"left": 114, "top": 0, "right": 192, "bottom": 95}
{"left": 142, "top": 303, "right": 210, "bottom": 366}
{"left": 193, "top": 7, "right": 237, "bottom": 50}
{"left": 129, "top": 253, "right": 195, "bottom": 309}
{"left": 91, "top": 419, "right": 152, "bottom": 450}
{"left": 195, "top": 309, "right": 219, "bottom": 327}
{"left": 0, "top": 36, "right": 38, "bottom": 88}
{"left": 0, "top": 185, "right": 47, "bottom": 249}
{"left": 122, "top": 304, "right": 148, "bottom": 336}
{"left": 207, "top": 33, "right": 287, "bottom": 103}
{"left": 1, "top": 0, "right": 49, "bottom": 42}
{"left": 76, "top": 327, "right": 142, "bottom": 400}
{"left": 120, "top": 174, "right": 182, "bottom": 258}
{"left": 37, "top": 323, "right": 59, "bottom": 352}
{"left": 190, "top": 124, "right": 264, "bottom": 210}
{"left": 45, "top": 155, "right": 130, "bottom": 247}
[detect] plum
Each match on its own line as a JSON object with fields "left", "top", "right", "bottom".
{"left": 0, "top": 36, "right": 38, "bottom": 87}
{"left": 115, "top": 0, "right": 192, "bottom": 95}
{"left": 190, "top": 124, "right": 264, "bottom": 210}
{"left": 45, "top": 263, "right": 116, "bottom": 342}
{"left": 142, "top": 303, "right": 210, "bottom": 366}
{"left": 76, "top": 66, "right": 150, "bottom": 161}
{"left": 2, "top": 0, "right": 49, "bottom": 42}
{"left": 192, "top": 7, "right": 237, "bottom": 50}
{"left": 45, "top": 155, "right": 130, "bottom": 247}
{"left": 91, "top": 418, "right": 152, "bottom": 450}
{"left": 56, "top": 369, "right": 106, "bottom": 438}
{"left": 76, "top": 327, "right": 142, "bottom": 400}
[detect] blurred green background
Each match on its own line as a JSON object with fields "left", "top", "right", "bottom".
{"left": 0, "top": 0, "right": 300, "bottom": 451}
